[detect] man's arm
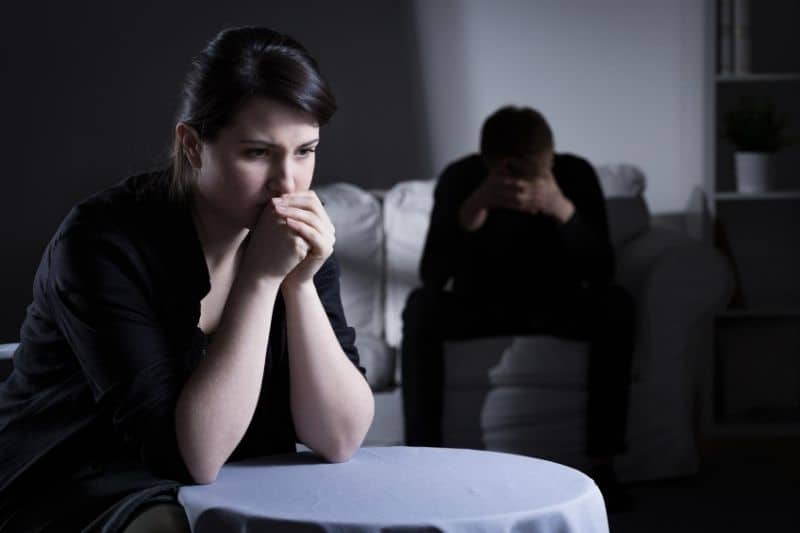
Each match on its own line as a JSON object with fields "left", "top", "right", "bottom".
{"left": 555, "top": 157, "right": 615, "bottom": 285}
{"left": 419, "top": 158, "right": 479, "bottom": 288}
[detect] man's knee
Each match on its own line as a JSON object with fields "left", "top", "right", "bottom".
{"left": 606, "top": 285, "right": 635, "bottom": 326}
{"left": 402, "top": 286, "right": 448, "bottom": 332}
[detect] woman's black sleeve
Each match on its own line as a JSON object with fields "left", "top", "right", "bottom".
{"left": 312, "top": 253, "right": 366, "bottom": 376}
{"left": 47, "top": 223, "right": 196, "bottom": 482}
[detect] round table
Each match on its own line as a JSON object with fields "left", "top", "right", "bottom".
{"left": 178, "top": 446, "right": 608, "bottom": 532}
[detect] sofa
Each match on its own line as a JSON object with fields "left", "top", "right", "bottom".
{"left": 0, "top": 164, "right": 731, "bottom": 483}
{"left": 316, "top": 164, "right": 732, "bottom": 482}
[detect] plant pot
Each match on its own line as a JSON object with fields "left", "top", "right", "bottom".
{"left": 734, "top": 151, "right": 776, "bottom": 193}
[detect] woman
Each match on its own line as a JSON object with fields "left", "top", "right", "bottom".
{"left": 0, "top": 27, "right": 374, "bottom": 532}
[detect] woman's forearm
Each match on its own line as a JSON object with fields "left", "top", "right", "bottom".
{"left": 283, "top": 281, "right": 374, "bottom": 463}
{"left": 175, "top": 272, "right": 282, "bottom": 484}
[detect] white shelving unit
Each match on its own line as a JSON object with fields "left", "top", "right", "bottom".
{"left": 715, "top": 191, "right": 800, "bottom": 201}
{"left": 706, "top": 0, "right": 800, "bottom": 438}
{"left": 716, "top": 73, "right": 800, "bottom": 82}
{"left": 718, "top": 308, "right": 800, "bottom": 319}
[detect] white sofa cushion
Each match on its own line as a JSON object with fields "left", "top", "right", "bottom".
{"left": 595, "top": 164, "right": 650, "bottom": 248}
{"left": 442, "top": 337, "right": 590, "bottom": 468}
{"left": 0, "top": 343, "right": 17, "bottom": 359}
{"left": 605, "top": 197, "right": 650, "bottom": 249}
{"left": 383, "top": 180, "right": 436, "bottom": 349}
{"left": 595, "top": 164, "right": 645, "bottom": 197}
{"left": 443, "top": 337, "right": 590, "bottom": 390}
{"left": 316, "top": 183, "right": 389, "bottom": 388}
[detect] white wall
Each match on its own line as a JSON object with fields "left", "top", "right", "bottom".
{"left": 413, "top": 0, "right": 709, "bottom": 213}
{"left": 0, "top": 0, "right": 430, "bottom": 340}
{"left": 0, "top": 0, "right": 711, "bottom": 337}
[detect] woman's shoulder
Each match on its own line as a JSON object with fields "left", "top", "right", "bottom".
{"left": 69, "top": 169, "right": 171, "bottom": 218}
{"left": 55, "top": 169, "right": 175, "bottom": 243}
{"left": 43, "top": 169, "right": 187, "bottom": 287}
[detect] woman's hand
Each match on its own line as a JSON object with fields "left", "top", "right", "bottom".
{"left": 273, "top": 191, "right": 335, "bottom": 289}
{"left": 242, "top": 202, "right": 310, "bottom": 282}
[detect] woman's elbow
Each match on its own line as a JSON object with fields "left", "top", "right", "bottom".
{"left": 320, "top": 437, "right": 361, "bottom": 463}
{"left": 319, "top": 416, "right": 373, "bottom": 463}
{"left": 323, "top": 448, "right": 355, "bottom": 464}
{"left": 177, "top": 433, "right": 226, "bottom": 484}
{"left": 185, "top": 458, "right": 222, "bottom": 485}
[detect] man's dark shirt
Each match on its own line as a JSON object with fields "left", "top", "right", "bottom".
{"left": 420, "top": 153, "right": 613, "bottom": 311}
{"left": 0, "top": 170, "right": 363, "bottom": 530}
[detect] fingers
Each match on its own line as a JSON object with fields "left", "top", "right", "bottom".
{"left": 273, "top": 203, "right": 322, "bottom": 231}
{"left": 485, "top": 177, "right": 556, "bottom": 215}
{"left": 284, "top": 216, "right": 334, "bottom": 259}
{"left": 497, "top": 179, "right": 531, "bottom": 207}
{"left": 274, "top": 191, "right": 335, "bottom": 236}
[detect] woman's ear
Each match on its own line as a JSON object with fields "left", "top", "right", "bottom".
{"left": 176, "top": 123, "right": 203, "bottom": 169}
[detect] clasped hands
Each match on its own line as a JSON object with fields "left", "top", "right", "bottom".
{"left": 482, "top": 165, "right": 574, "bottom": 220}
{"left": 460, "top": 162, "right": 575, "bottom": 231}
{"left": 245, "top": 191, "right": 335, "bottom": 289}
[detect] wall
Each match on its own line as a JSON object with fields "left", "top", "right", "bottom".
{"left": 0, "top": 0, "right": 429, "bottom": 339}
{"left": 413, "top": 0, "right": 708, "bottom": 214}
{"left": 0, "top": 0, "right": 709, "bottom": 339}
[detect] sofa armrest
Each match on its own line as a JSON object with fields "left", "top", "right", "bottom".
{"left": 0, "top": 342, "right": 17, "bottom": 382}
{"left": 615, "top": 226, "right": 733, "bottom": 379}
{"left": 0, "top": 343, "right": 17, "bottom": 359}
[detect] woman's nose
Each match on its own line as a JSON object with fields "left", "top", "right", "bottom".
{"left": 269, "top": 158, "right": 295, "bottom": 195}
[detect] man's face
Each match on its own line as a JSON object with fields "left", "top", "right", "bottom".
{"left": 489, "top": 149, "right": 554, "bottom": 181}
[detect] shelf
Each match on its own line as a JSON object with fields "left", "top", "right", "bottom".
{"left": 718, "top": 308, "right": 800, "bottom": 319}
{"left": 716, "top": 73, "right": 800, "bottom": 82}
{"left": 715, "top": 191, "right": 800, "bottom": 201}
{"left": 708, "top": 422, "right": 800, "bottom": 438}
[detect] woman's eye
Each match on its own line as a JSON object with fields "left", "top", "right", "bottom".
{"left": 297, "top": 147, "right": 317, "bottom": 158}
{"left": 245, "top": 149, "right": 268, "bottom": 158}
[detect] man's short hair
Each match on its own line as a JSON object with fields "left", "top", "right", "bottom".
{"left": 480, "top": 106, "right": 554, "bottom": 165}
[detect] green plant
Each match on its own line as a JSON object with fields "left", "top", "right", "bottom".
{"left": 723, "top": 97, "right": 790, "bottom": 152}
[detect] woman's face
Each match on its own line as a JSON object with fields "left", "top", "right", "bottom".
{"left": 193, "top": 97, "right": 320, "bottom": 229}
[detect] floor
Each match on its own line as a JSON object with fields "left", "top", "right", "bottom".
{"left": 608, "top": 436, "right": 800, "bottom": 532}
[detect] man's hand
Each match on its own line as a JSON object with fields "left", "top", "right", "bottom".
{"left": 514, "top": 169, "right": 575, "bottom": 223}
{"left": 462, "top": 165, "right": 575, "bottom": 227}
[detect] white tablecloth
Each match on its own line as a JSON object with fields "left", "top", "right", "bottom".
{"left": 178, "top": 446, "right": 608, "bottom": 532}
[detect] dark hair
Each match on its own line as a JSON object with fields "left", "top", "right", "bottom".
{"left": 480, "top": 106, "right": 554, "bottom": 165}
{"left": 170, "top": 27, "right": 337, "bottom": 199}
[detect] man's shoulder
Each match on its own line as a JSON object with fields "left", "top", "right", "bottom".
{"left": 438, "top": 154, "right": 485, "bottom": 190}
{"left": 554, "top": 152, "right": 593, "bottom": 172}
{"left": 553, "top": 152, "right": 599, "bottom": 190}
{"left": 443, "top": 153, "right": 485, "bottom": 174}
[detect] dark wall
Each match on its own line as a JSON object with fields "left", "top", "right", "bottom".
{"left": 0, "top": 0, "right": 431, "bottom": 340}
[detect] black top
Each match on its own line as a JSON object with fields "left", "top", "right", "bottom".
{"left": 0, "top": 170, "right": 363, "bottom": 531}
{"left": 420, "top": 153, "right": 614, "bottom": 309}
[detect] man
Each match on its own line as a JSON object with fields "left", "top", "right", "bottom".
{"left": 401, "top": 106, "right": 634, "bottom": 508}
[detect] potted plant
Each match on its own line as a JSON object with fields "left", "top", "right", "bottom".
{"left": 723, "top": 97, "right": 790, "bottom": 193}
